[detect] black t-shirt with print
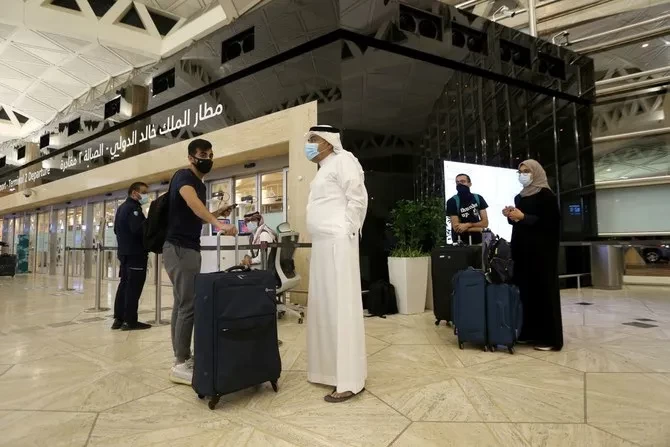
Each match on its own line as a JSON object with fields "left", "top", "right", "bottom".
{"left": 446, "top": 194, "right": 489, "bottom": 245}
{"left": 166, "top": 168, "right": 206, "bottom": 251}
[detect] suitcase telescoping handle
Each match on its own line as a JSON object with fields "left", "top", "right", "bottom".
{"left": 456, "top": 234, "right": 473, "bottom": 246}
{"left": 216, "top": 207, "right": 240, "bottom": 272}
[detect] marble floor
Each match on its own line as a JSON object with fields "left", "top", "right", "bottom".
{"left": 1, "top": 275, "right": 669, "bottom": 446}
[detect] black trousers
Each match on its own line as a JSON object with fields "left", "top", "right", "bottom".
{"left": 113, "top": 254, "right": 148, "bottom": 324}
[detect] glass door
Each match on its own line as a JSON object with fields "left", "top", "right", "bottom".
{"left": 55, "top": 210, "right": 66, "bottom": 272}
{"left": 28, "top": 214, "right": 37, "bottom": 273}
{"left": 260, "top": 171, "right": 286, "bottom": 232}
{"left": 1, "top": 218, "right": 11, "bottom": 253}
{"left": 14, "top": 216, "right": 24, "bottom": 256}
{"left": 66, "top": 207, "right": 84, "bottom": 277}
{"left": 103, "top": 199, "right": 123, "bottom": 280}
{"left": 235, "top": 176, "right": 258, "bottom": 233}
{"left": 36, "top": 211, "right": 50, "bottom": 274}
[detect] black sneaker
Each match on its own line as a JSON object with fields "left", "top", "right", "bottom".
{"left": 121, "top": 321, "right": 152, "bottom": 331}
{"left": 111, "top": 319, "right": 123, "bottom": 330}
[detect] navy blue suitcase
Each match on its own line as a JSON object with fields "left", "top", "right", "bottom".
{"left": 452, "top": 268, "right": 488, "bottom": 350}
{"left": 486, "top": 283, "right": 523, "bottom": 354}
{"left": 431, "top": 245, "right": 481, "bottom": 326}
{"left": 192, "top": 264, "right": 281, "bottom": 410}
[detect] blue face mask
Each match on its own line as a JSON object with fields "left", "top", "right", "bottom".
{"left": 139, "top": 193, "right": 149, "bottom": 205}
{"left": 304, "top": 142, "right": 320, "bottom": 160}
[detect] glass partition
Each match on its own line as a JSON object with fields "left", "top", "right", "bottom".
{"left": 36, "top": 211, "right": 50, "bottom": 274}
{"left": 66, "top": 207, "right": 84, "bottom": 277}
{"left": 55, "top": 210, "right": 65, "bottom": 271}
{"left": 235, "top": 176, "right": 258, "bottom": 231}
{"left": 260, "top": 171, "right": 285, "bottom": 232}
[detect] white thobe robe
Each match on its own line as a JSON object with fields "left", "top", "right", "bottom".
{"left": 306, "top": 151, "right": 368, "bottom": 394}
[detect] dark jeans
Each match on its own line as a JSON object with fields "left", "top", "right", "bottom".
{"left": 113, "top": 254, "right": 148, "bottom": 324}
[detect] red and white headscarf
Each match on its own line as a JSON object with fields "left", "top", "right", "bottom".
{"left": 244, "top": 211, "right": 277, "bottom": 244}
{"left": 305, "top": 125, "right": 364, "bottom": 179}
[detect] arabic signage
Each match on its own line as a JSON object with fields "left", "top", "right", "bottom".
{"left": 0, "top": 101, "right": 228, "bottom": 194}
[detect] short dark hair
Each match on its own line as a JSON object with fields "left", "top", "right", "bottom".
{"left": 128, "top": 182, "right": 148, "bottom": 196}
{"left": 456, "top": 173, "right": 471, "bottom": 183}
{"left": 188, "top": 138, "right": 212, "bottom": 156}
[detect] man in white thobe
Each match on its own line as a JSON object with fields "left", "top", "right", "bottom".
{"left": 304, "top": 125, "right": 368, "bottom": 403}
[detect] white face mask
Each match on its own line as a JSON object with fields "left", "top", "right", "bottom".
{"left": 138, "top": 193, "right": 150, "bottom": 205}
{"left": 518, "top": 173, "right": 533, "bottom": 187}
{"left": 247, "top": 221, "right": 258, "bottom": 232}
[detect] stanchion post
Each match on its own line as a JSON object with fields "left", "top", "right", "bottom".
{"left": 148, "top": 253, "right": 169, "bottom": 325}
{"left": 62, "top": 247, "right": 73, "bottom": 291}
{"left": 260, "top": 242, "right": 268, "bottom": 270}
{"left": 85, "top": 243, "right": 109, "bottom": 312}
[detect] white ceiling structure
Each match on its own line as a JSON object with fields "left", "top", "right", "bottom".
{"left": 0, "top": 0, "right": 264, "bottom": 158}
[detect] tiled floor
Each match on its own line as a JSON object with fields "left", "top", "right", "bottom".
{"left": 1, "top": 275, "right": 669, "bottom": 446}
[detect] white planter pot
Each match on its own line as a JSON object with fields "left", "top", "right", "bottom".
{"left": 388, "top": 256, "right": 430, "bottom": 315}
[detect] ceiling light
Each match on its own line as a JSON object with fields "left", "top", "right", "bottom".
{"left": 641, "top": 43, "right": 649, "bottom": 48}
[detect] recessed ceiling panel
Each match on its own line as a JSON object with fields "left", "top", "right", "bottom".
{"left": 10, "top": 30, "right": 67, "bottom": 51}
{"left": 1, "top": 46, "right": 51, "bottom": 65}
{"left": 18, "top": 46, "right": 71, "bottom": 65}
{"left": 40, "top": 32, "right": 91, "bottom": 53}
{"left": 0, "top": 23, "right": 17, "bottom": 40}
{"left": 82, "top": 57, "right": 131, "bottom": 76}
{"left": 2, "top": 61, "right": 51, "bottom": 78}
{"left": 62, "top": 57, "right": 109, "bottom": 85}
{"left": 0, "top": 78, "right": 35, "bottom": 92}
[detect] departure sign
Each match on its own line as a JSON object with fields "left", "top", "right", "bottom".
{"left": 0, "top": 101, "right": 229, "bottom": 194}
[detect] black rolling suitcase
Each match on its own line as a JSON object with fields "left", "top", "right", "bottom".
{"left": 431, "top": 237, "right": 481, "bottom": 326}
{"left": 0, "top": 254, "right": 17, "bottom": 277}
{"left": 192, "top": 232, "right": 281, "bottom": 410}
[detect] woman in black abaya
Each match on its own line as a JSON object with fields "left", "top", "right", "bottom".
{"left": 503, "top": 159, "right": 563, "bottom": 351}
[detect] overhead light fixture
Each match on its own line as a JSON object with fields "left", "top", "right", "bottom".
{"left": 104, "top": 97, "right": 121, "bottom": 119}
{"left": 397, "top": 4, "right": 443, "bottom": 41}
{"left": 221, "top": 27, "right": 255, "bottom": 64}
{"left": 152, "top": 68, "right": 175, "bottom": 96}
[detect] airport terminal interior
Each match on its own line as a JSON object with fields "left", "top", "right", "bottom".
{"left": 1, "top": 0, "right": 669, "bottom": 446}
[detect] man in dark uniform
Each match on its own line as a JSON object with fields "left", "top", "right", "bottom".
{"left": 112, "top": 181, "right": 152, "bottom": 331}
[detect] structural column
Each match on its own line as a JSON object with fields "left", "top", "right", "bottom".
{"left": 120, "top": 85, "right": 151, "bottom": 159}
{"left": 17, "top": 143, "right": 43, "bottom": 193}
{"left": 528, "top": 0, "right": 538, "bottom": 37}
{"left": 82, "top": 201, "right": 95, "bottom": 278}
{"left": 286, "top": 103, "right": 317, "bottom": 306}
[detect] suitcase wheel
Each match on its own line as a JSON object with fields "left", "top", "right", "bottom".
{"left": 434, "top": 320, "right": 440, "bottom": 326}
{"left": 458, "top": 342, "right": 464, "bottom": 350}
{"left": 271, "top": 381, "right": 278, "bottom": 393}
{"left": 278, "top": 311, "right": 286, "bottom": 320}
{"left": 298, "top": 312, "right": 304, "bottom": 324}
{"left": 508, "top": 346, "right": 515, "bottom": 355}
{"left": 208, "top": 396, "right": 220, "bottom": 410}
{"left": 197, "top": 394, "right": 205, "bottom": 400}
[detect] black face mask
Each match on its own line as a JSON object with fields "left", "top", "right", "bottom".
{"left": 456, "top": 184, "right": 471, "bottom": 195}
{"left": 193, "top": 157, "right": 213, "bottom": 174}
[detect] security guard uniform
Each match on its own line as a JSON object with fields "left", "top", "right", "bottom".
{"left": 113, "top": 196, "right": 148, "bottom": 328}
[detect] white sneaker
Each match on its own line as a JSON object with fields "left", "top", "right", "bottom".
{"left": 170, "top": 362, "right": 193, "bottom": 385}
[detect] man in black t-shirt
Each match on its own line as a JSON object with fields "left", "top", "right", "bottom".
{"left": 446, "top": 173, "right": 489, "bottom": 245}
{"left": 163, "top": 138, "right": 237, "bottom": 385}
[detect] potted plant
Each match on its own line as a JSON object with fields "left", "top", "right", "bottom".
{"left": 388, "top": 198, "right": 445, "bottom": 314}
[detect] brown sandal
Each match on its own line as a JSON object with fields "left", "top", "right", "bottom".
{"left": 324, "top": 388, "right": 365, "bottom": 403}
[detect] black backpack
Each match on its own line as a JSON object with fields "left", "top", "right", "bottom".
{"left": 484, "top": 235, "right": 514, "bottom": 284}
{"left": 365, "top": 280, "right": 398, "bottom": 318}
{"left": 143, "top": 179, "right": 172, "bottom": 254}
